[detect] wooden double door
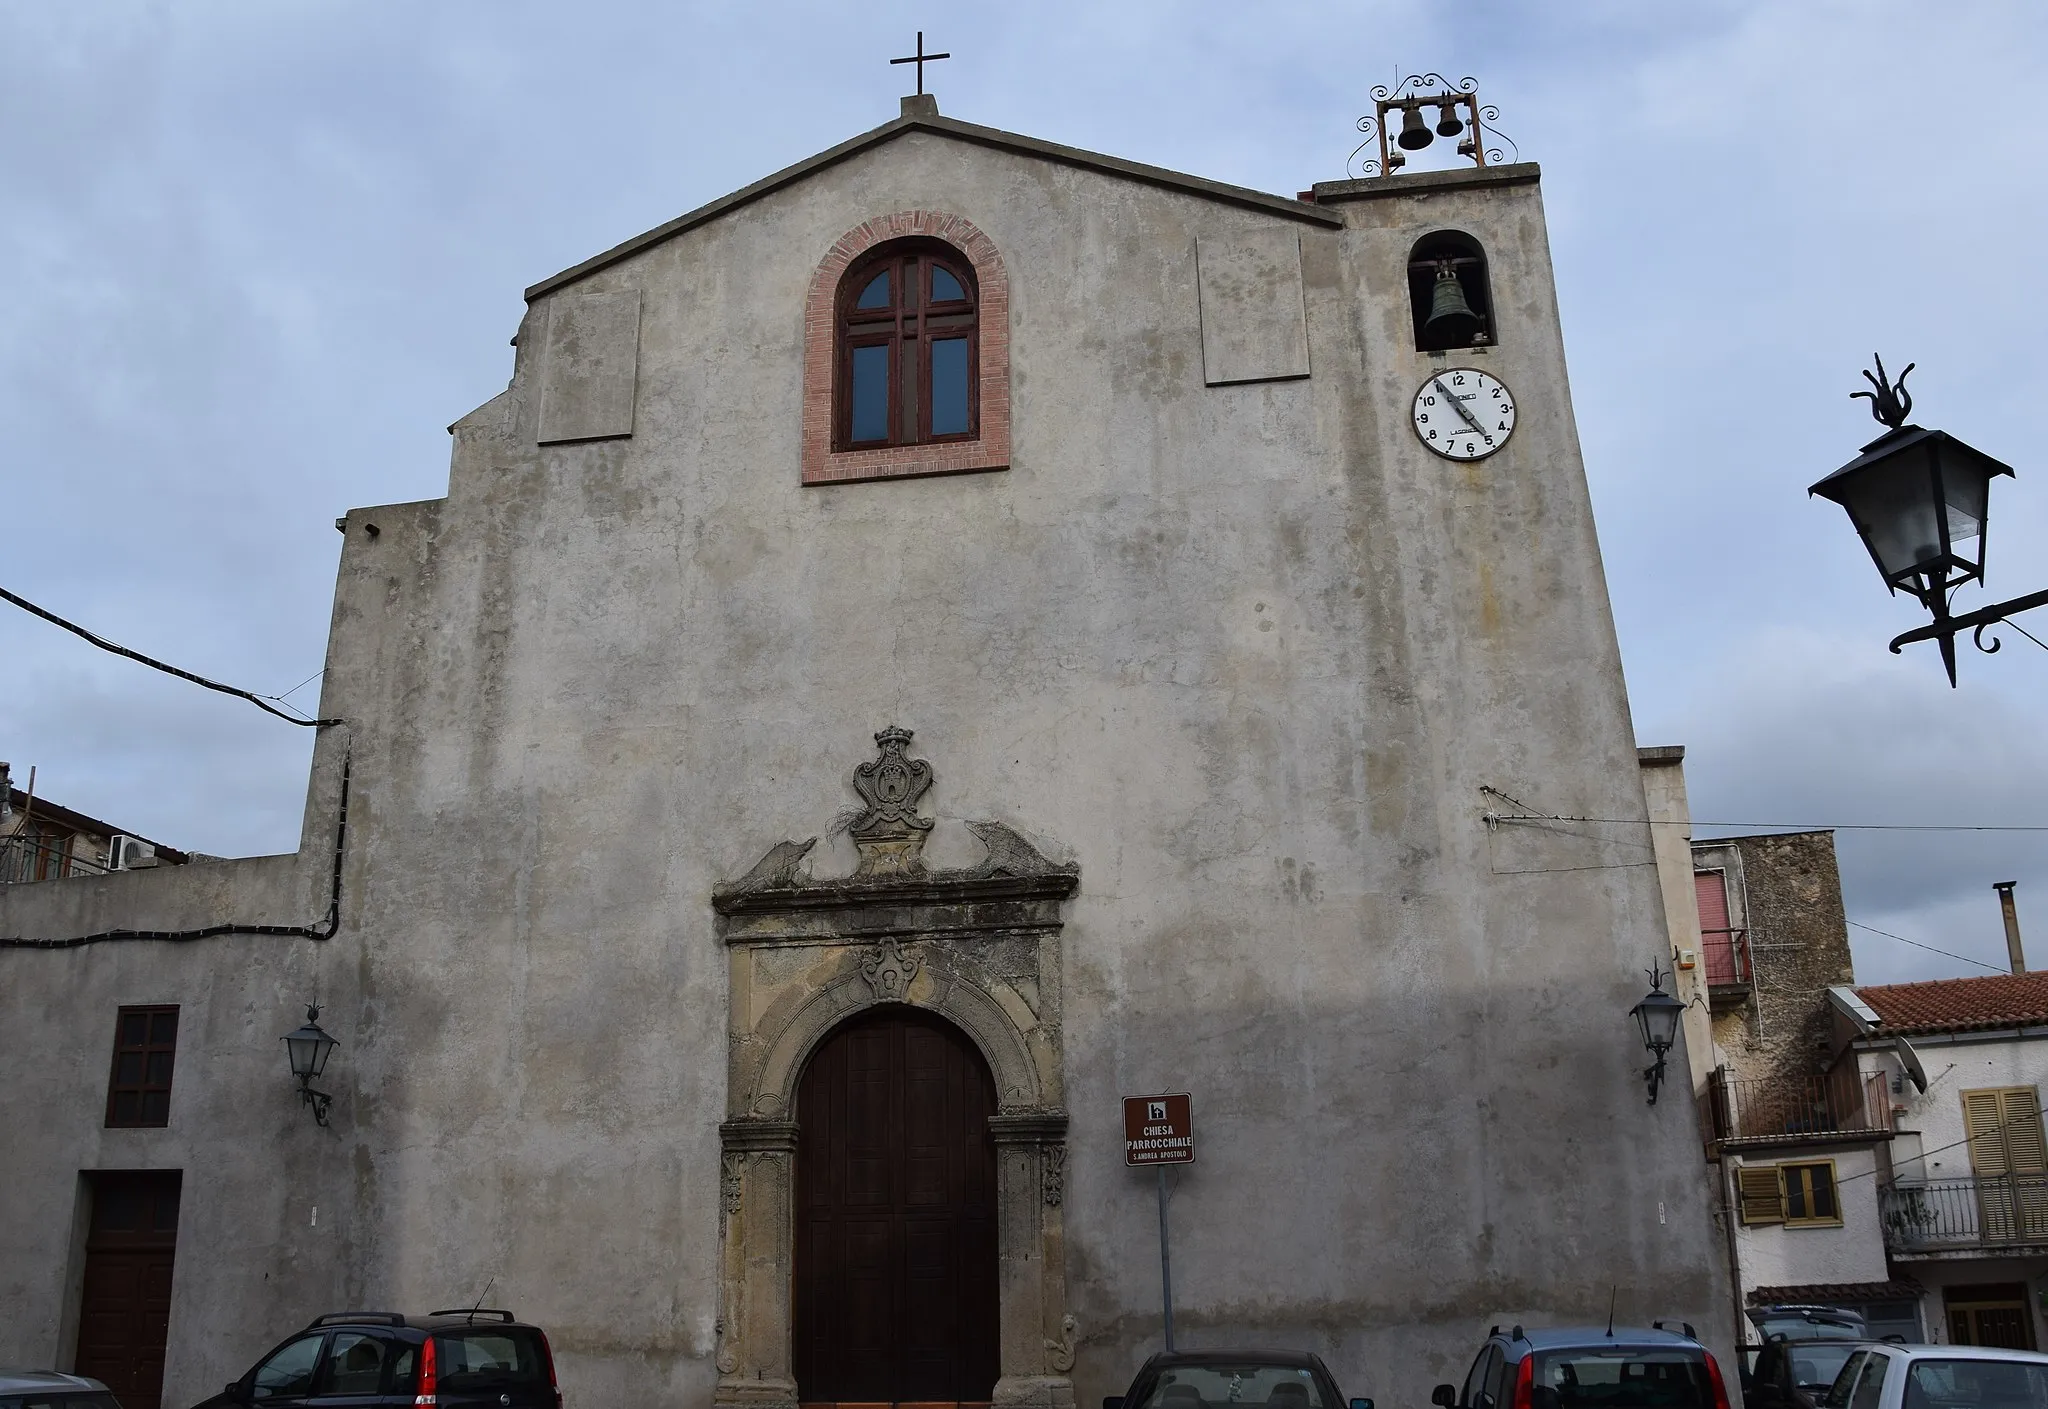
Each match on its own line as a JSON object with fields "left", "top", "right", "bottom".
{"left": 75, "top": 1171, "right": 182, "bottom": 1409}
{"left": 794, "top": 1009, "right": 999, "bottom": 1409}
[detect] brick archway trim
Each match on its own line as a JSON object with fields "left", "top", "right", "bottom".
{"left": 801, "top": 210, "right": 1010, "bottom": 486}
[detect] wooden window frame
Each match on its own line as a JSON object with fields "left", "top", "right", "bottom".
{"left": 801, "top": 210, "right": 1010, "bottom": 486}
{"left": 1736, "top": 1159, "right": 1843, "bottom": 1227}
{"left": 1782, "top": 1159, "right": 1842, "bottom": 1226}
{"left": 834, "top": 242, "right": 981, "bottom": 452}
{"left": 105, "top": 1004, "right": 179, "bottom": 1128}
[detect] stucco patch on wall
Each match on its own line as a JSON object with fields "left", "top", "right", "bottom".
{"left": 537, "top": 289, "right": 642, "bottom": 444}
{"left": 1195, "top": 229, "right": 1310, "bottom": 386}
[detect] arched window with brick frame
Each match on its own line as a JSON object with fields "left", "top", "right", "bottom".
{"left": 836, "top": 241, "right": 979, "bottom": 451}
{"left": 801, "top": 210, "right": 1008, "bottom": 487}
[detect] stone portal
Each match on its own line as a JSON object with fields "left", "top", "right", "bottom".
{"left": 713, "top": 729, "right": 1079, "bottom": 1409}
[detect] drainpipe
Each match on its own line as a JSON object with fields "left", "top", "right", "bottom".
{"left": 1997, "top": 883, "right": 2026, "bottom": 975}
{"left": 1721, "top": 1161, "right": 1749, "bottom": 1351}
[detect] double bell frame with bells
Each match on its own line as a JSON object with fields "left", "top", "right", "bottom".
{"left": 1351, "top": 76, "right": 1508, "bottom": 348}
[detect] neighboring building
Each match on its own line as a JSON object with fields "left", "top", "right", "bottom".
{"left": 0, "top": 762, "right": 188, "bottom": 883}
{"left": 1850, "top": 968, "right": 2048, "bottom": 1349}
{"left": 1641, "top": 752, "right": 1909, "bottom": 1338}
{"left": 0, "top": 96, "right": 1735, "bottom": 1409}
{"left": 1693, "top": 830, "right": 1857, "bottom": 1087}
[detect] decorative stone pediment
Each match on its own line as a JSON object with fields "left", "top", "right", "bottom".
{"left": 712, "top": 727, "right": 1078, "bottom": 940}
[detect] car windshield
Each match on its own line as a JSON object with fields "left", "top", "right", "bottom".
{"left": 0, "top": 1397, "right": 121, "bottom": 1409}
{"left": 1131, "top": 1364, "right": 1330, "bottom": 1409}
{"left": 1790, "top": 1345, "right": 1865, "bottom": 1391}
{"left": 431, "top": 1329, "right": 548, "bottom": 1388}
{"left": 1905, "top": 1360, "right": 2048, "bottom": 1409}
{"left": 1531, "top": 1349, "right": 1714, "bottom": 1409}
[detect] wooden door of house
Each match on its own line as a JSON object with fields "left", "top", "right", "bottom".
{"left": 1946, "top": 1284, "right": 2037, "bottom": 1349}
{"left": 75, "top": 1171, "right": 182, "bottom": 1409}
{"left": 794, "top": 1009, "right": 999, "bottom": 1409}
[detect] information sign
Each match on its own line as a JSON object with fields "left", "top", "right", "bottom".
{"left": 1123, "top": 1092, "right": 1194, "bottom": 1166}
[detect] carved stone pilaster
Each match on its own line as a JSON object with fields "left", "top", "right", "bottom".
{"left": 716, "top": 1119, "right": 802, "bottom": 1409}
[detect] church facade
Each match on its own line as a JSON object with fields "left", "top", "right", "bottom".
{"left": 0, "top": 97, "right": 1733, "bottom": 1409}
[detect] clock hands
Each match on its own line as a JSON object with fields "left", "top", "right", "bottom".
{"left": 1434, "top": 378, "right": 1487, "bottom": 437}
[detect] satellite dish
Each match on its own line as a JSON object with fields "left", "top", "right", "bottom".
{"left": 1895, "top": 1035, "right": 1930, "bottom": 1093}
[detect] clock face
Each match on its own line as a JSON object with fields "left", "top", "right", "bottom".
{"left": 1413, "top": 368, "right": 1516, "bottom": 460}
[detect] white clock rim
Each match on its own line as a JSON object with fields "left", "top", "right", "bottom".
{"left": 1412, "top": 369, "right": 1515, "bottom": 462}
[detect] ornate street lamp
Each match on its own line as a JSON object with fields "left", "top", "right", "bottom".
{"left": 282, "top": 1004, "right": 338, "bottom": 1126}
{"left": 1630, "top": 969, "right": 1686, "bottom": 1106}
{"left": 1811, "top": 357, "right": 2047, "bottom": 684}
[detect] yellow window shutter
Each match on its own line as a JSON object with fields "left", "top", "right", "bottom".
{"left": 1965, "top": 1090, "right": 2013, "bottom": 1176}
{"left": 1737, "top": 1165, "right": 1786, "bottom": 1224}
{"left": 1998, "top": 1088, "right": 2048, "bottom": 1174}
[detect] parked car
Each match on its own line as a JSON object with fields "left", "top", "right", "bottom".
{"left": 0, "top": 1370, "right": 123, "bottom": 1409}
{"left": 1815, "top": 1343, "right": 2048, "bottom": 1409}
{"left": 188, "top": 1309, "right": 560, "bottom": 1409}
{"left": 1748, "top": 1307, "right": 1870, "bottom": 1344}
{"left": 1748, "top": 1337, "right": 1879, "bottom": 1409}
{"left": 1103, "top": 1349, "right": 1372, "bottom": 1409}
{"left": 1431, "top": 1324, "right": 1734, "bottom": 1409}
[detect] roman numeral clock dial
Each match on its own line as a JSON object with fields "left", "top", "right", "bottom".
{"left": 1412, "top": 368, "right": 1516, "bottom": 460}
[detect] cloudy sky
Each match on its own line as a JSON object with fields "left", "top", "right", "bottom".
{"left": 3, "top": 1, "right": 2043, "bottom": 983}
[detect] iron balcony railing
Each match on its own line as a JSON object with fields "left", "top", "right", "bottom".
{"left": 1705, "top": 1067, "right": 1892, "bottom": 1149}
{"left": 0, "top": 833, "right": 109, "bottom": 885}
{"left": 1702, "top": 924, "right": 1751, "bottom": 988}
{"left": 1881, "top": 1175, "right": 2048, "bottom": 1253}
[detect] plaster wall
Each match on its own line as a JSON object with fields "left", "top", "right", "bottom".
{"left": 1728, "top": 1147, "right": 1888, "bottom": 1293}
{"left": 1901, "top": 1255, "right": 2048, "bottom": 1347}
{"left": 1859, "top": 1033, "right": 2048, "bottom": 1183}
{"left": 1640, "top": 748, "right": 1714, "bottom": 1097}
{"left": 0, "top": 122, "right": 1731, "bottom": 1409}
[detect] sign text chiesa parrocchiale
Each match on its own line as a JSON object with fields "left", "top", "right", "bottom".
{"left": 1123, "top": 1092, "right": 1194, "bottom": 1166}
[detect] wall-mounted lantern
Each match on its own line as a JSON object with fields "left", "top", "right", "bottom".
{"left": 282, "top": 1004, "right": 338, "bottom": 1126}
{"left": 1810, "top": 356, "right": 2046, "bottom": 685}
{"left": 1630, "top": 969, "right": 1685, "bottom": 1106}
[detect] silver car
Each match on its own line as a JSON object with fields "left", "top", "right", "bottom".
{"left": 1819, "top": 1344, "right": 2048, "bottom": 1409}
{"left": 0, "top": 1370, "right": 123, "bottom": 1409}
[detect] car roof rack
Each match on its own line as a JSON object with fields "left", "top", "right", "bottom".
{"left": 1650, "top": 1321, "right": 1698, "bottom": 1339}
{"left": 427, "top": 1307, "right": 517, "bottom": 1323}
{"left": 308, "top": 1312, "right": 408, "bottom": 1328}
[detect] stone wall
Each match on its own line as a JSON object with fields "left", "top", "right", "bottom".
{"left": 1704, "top": 831, "right": 1855, "bottom": 1084}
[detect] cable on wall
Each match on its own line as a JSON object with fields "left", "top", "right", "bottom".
{"left": 0, "top": 748, "right": 351, "bottom": 950}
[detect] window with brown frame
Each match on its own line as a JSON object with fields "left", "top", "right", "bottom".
{"left": 106, "top": 1005, "right": 178, "bottom": 1128}
{"left": 835, "top": 242, "right": 978, "bottom": 451}
{"left": 1736, "top": 1159, "right": 1841, "bottom": 1226}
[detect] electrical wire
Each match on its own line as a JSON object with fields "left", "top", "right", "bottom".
{"left": 1490, "top": 813, "right": 2048, "bottom": 834}
{"left": 1845, "top": 919, "right": 2010, "bottom": 976}
{"left": 1835, "top": 1095, "right": 2048, "bottom": 1187}
{"left": 0, "top": 584, "right": 338, "bottom": 727}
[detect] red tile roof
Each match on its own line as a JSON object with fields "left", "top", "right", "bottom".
{"left": 1748, "top": 1280, "right": 1922, "bottom": 1307}
{"left": 1857, "top": 970, "right": 2048, "bottom": 1036}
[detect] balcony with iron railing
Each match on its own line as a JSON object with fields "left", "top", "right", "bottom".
{"left": 0, "top": 833, "right": 109, "bottom": 885}
{"left": 1880, "top": 1175, "right": 2048, "bottom": 1257}
{"left": 1705, "top": 1067, "right": 1893, "bottom": 1152}
{"left": 1702, "top": 924, "right": 1753, "bottom": 1008}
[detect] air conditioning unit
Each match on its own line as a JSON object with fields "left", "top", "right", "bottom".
{"left": 108, "top": 835, "right": 158, "bottom": 871}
